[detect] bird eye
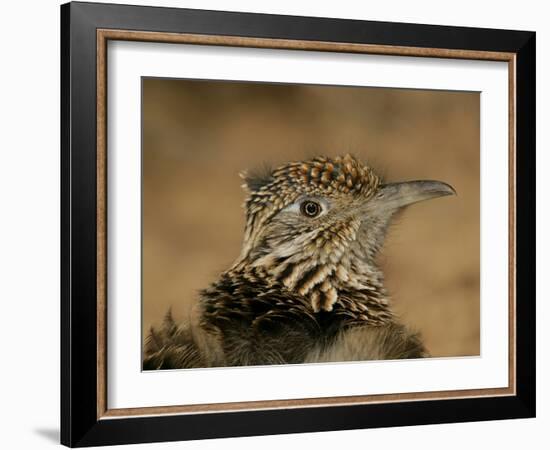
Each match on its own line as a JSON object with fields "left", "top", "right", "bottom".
{"left": 300, "top": 200, "right": 321, "bottom": 218}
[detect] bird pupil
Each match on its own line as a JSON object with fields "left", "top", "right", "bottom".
{"left": 302, "top": 201, "right": 320, "bottom": 217}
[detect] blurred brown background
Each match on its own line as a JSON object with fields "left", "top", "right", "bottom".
{"left": 142, "top": 78, "right": 480, "bottom": 357}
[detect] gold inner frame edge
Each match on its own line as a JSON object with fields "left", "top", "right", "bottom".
{"left": 96, "top": 28, "right": 517, "bottom": 420}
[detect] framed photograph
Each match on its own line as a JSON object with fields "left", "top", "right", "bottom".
{"left": 61, "top": 1, "right": 535, "bottom": 447}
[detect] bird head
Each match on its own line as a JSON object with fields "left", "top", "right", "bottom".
{"left": 233, "top": 154, "right": 455, "bottom": 313}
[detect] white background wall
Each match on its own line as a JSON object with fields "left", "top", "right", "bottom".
{"left": 0, "top": 1, "right": 546, "bottom": 448}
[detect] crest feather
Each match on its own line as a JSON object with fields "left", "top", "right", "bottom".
{"left": 239, "top": 165, "right": 273, "bottom": 193}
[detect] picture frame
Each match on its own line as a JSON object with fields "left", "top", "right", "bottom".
{"left": 60, "top": 1, "right": 536, "bottom": 447}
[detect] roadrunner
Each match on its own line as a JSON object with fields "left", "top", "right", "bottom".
{"left": 144, "top": 154, "right": 455, "bottom": 369}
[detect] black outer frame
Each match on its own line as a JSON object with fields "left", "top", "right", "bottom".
{"left": 60, "top": 1, "right": 536, "bottom": 447}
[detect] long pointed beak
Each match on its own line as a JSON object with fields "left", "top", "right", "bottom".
{"left": 365, "top": 180, "right": 456, "bottom": 214}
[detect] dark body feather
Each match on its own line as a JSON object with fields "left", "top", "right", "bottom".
{"left": 143, "top": 274, "right": 427, "bottom": 370}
